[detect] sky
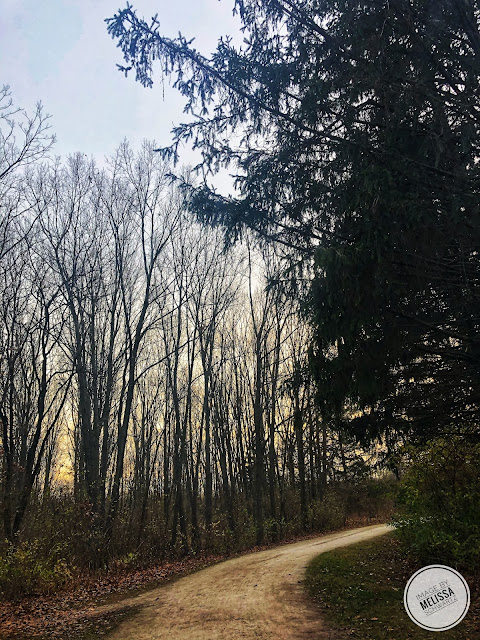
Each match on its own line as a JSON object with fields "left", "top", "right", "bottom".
{"left": 1, "top": 0, "right": 242, "bottom": 168}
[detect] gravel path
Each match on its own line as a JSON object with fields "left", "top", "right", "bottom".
{"left": 106, "top": 524, "right": 389, "bottom": 639}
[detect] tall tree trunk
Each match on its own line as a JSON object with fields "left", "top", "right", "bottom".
{"left": 294, "top": 396, "right": 307, "bottom": 531}
{"left": 253, "top": 335, "right": 265, "bottom": 545}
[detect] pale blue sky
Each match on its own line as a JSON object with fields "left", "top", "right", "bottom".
{"left": 1, "top": 0, "right": 241, "bottom": 167}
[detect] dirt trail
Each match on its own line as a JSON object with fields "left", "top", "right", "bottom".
{"left": 105, "top": 524, "right": 388, "bottom": 639}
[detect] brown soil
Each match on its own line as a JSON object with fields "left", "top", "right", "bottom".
{"left": 104, "top": 524, "right": 389, "bottom": 639}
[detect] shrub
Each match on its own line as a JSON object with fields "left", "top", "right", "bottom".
{"left": 309, "top": 489, "right": 347, "bottom": 531}
{"left": 0, "top": 540, "right": 72, "bottom": 599}
{"left": 393, "top": 437, "right": 480, "bottom": 569}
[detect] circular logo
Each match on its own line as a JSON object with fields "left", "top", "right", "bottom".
{"left": 404, "top": 565, "right": 470, "bottom": 631}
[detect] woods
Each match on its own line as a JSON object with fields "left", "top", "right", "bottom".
{"left": 0, "top": 104, "right": 387, "bottom": 597}
{"left": 2, "top": 2, "right": 480, "bottom": 630}
{"left": 106, "top": 0, "right": 480, "bottom": 443}
{"left": 105, "top": 0, "right": 480, "bottom": 571}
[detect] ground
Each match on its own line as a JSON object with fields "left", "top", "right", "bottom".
{"left": 306, "top": 532, "right": 480, "bottom": 640}
{"left": 101, "top": 524, "right": 388, "bottom": 639}
{"left": 0, "top": 524, "right": 388, "bottom": 639}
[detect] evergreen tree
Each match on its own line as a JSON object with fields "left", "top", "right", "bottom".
{"left": 107, "top": 0, "right": 480, "bottom": 445}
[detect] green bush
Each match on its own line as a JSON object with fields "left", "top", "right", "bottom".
{"left": 309, "top": 490, "right": 347, "bottom": 531}
{"left": 0, "top": 540, "right": 73, "bottom": 599}
{"left": 342, "top": 475, "right": 398, "bottom": 521}
{"left": 393, "top": 437, "right": 480, "bottom": 569}
{"left": 308, "top": 476, "right": 397, "bottom": 532}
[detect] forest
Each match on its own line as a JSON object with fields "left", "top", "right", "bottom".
{"left": 1, "top": 0, "right": 479, "bottom": 620}
{"left": 0, "top": 105, "right": 389, "bottom": 598}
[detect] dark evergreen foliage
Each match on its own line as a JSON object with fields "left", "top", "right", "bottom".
{"left": 107, "top": 1, "right": 480, "bottom": 447}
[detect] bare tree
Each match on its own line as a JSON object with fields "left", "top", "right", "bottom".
{"left": 106, "top": 141, "right": 181, "bottom": 532}
{"left": 0, "top": 86, "right": 55, "bottom": 262}
{"left": 0, "top": 234, "right": 70, "bottom": 542}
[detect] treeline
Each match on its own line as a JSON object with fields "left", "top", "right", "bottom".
{"left": 0, "top": 92, "right": 392, "bottom": 595}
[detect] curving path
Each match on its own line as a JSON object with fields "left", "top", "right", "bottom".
{"left": 106, "top": 524, "right": 389, "bottom": 640}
